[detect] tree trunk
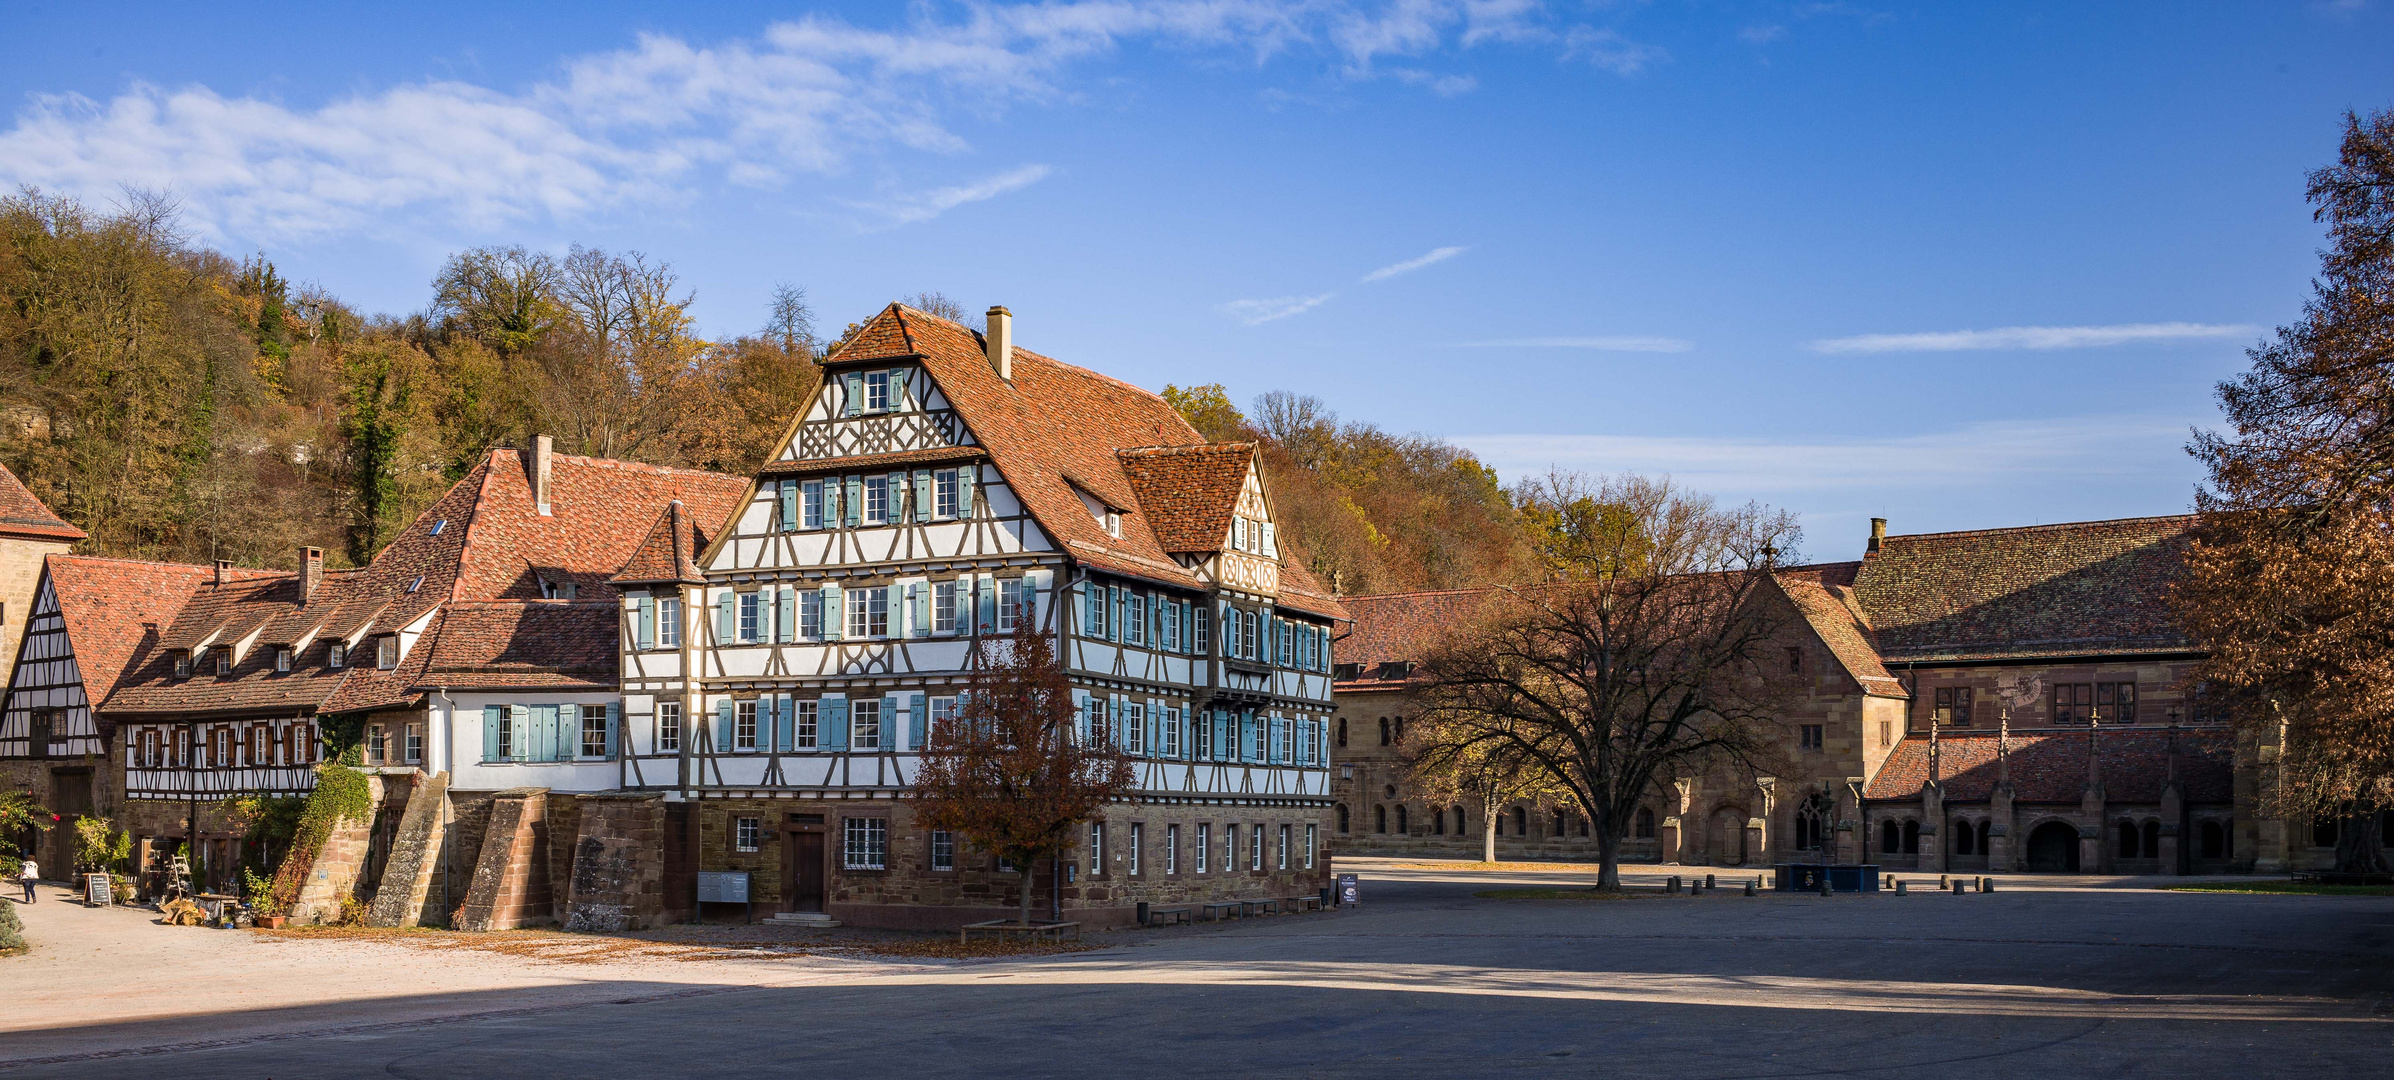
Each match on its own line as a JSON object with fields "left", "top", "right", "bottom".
{"left": 1020, "top": 862, "right": 1035, "bottom": 926}
{"left": 1482, "top": 793, "right": 1499, "bottom": 863}
{"left": 2334, "top": 812, "right": 2389, "bottom": 875}
{"left": 1596, "top": 828, "right": 1622, "bottom": 891}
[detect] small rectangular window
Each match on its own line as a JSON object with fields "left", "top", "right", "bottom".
{"left": 405, "top": 723, "right": 424, "bottom": 764}
{"left": 932, "top": 581, "right": 958, "bottom": 634}
{"left": 1125, "top": 702, "right": 1146, "bottom": 755}
{"left": 930, "top": 697, "right": 957, "bottom": 738}
{"left": 1163, "top": 707, "right": 1182, "bottom": 758}
{"left": 861, "top": 476, "right": 887, "bottom": 524}
{"left": 1195, "top": 823, "right": 1209, "bottom": 873}
{"left": 377, "top": 636, "right": 398, "bottom": 669}
{"left": 581, "top": 704, "right": 610, "bottom": 757}
{"left": 273, "top": 647, "right": 291, "bottom": 673}
{"left": 1305, "top": 823, "right": 1316, "bottom": 869}
{"left": 1250, "top": 823, "right": 1264, "bottom": 871}
{"left": 174, "top": 651, "right": 192, "bottom": 678}
{"left": 659, "top": 702, "right": 682, "bottom": 752}
{"left": 1193, "top": 606, "right": 1210, "bottom": 655}
{"left": 1125, "top": 594, "right": 1145, "bottom": 646}
{"left": 852, "top": 699, "right": 882, "bottom": 750}
{"left": 865, "top": 370, "right": 891, "bottom": 412}
{"left": 997, "top": 578, "right": 1024, "bottom": 632}
{"left": 736, "top": 701, "right": 758, "bottom": 750}
{"left": 659, "top": 598, "right": 681, "bottom": 647}
{"left": 214, "top": 648, "right": 232, "bottom": 675}
{"left": 1800, "top": 724, "right": 1824, "bottom": 752}
{"left": 1278, "top": 824, "right": 1290, "bottom": 870}
{"left": 1166, "top": 824, "right": 1180, "bottom": 874}
{"left": 735, "top": 817, "right": 760, "bottom": 853}
{"left": 845, "top": 586, "right": 889, "bottom": 638}
{"left": 327, "top": 641, "right": 345, "bottom": 669}
{"left": 794, "top": 699, "right": 819, "bottom": 749}
{"left": 799, "top": 590, "right": 822, "bottom": 639}
{"left": 365, "top": 724, "right": 387, "bottom": 765}
{"left": 934, "top": 469, "right": 958, "bottom": 518}
{"left": 931, "top": 829, "right": 955, "bottom": 871}
{"left": 844, "top": 817, "right": 888, "bottom": 869}
{"left": 802, "top": 480, "right": 824, "bottom": 529}
{"left": 739, "top": 592, "right": 761, "bottom": 642}
{"left": 1129, "top": 822, "right": 1143, "bottom": 876}
{"left": 1089, "top": 822, "right": 1105, "bottom": 876}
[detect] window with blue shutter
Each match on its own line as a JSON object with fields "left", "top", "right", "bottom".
{"left": 843, "top": 476, "right": 863, "bottom": 527}
{"left": 716, "top": 700, "right": 735, "bottom": 752}
{"left": 821, "top": 584, "right": 843, "bottom": 640}
{"left": 977, "top": 576, "right": 996, "bottom": 633}
{"left": 802, "top": 480, "right": 823, "bottom": 529}
{"left": 773, "top": 696, "right": 793, "bottom": 752}
{"left": 604, "top": 702, "right": 620, "bottom": 760}
{"left": 909, "top": 583, "right": 929, "bottom": 638}
{"left": 483, "top": 705, "right": 503, "bottom": 762}
{"left": 913, "top": 471, "right": 932, "bottom": 523}
{"left": 956, "top": 466, "right": 975, "bottom": 519}
{"left": 636, "top": 596, "right": 656, "bottom": 650}
{"left": 824, "top": 698, "right": 850, "bottom": 752}
{"left": 1109, "top": 587, "right": 1124, "bottom": 643}
{"left": 909, "top": 693, "right": 927, "bottom": 749}
{"left": 716, "top": 593, "right": 734, "bottom": 643}
{"left": 842, "top": 372, "right": 863, "bottom": 417}
{"left": 508, "top": 704, "right": 529, "bottom": 761}
{"left": 778, "top": 480, "right": 798, "bottom": 531}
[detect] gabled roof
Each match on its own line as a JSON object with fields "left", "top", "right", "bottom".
{"left": 1332, "top": 588, "right": 1505, "bottom": 690}
{"left": 612, "top": 501, "right": 710, "bottom": 585}
{"left": 1850, "top": 515, "right": 2195, "bottom": 663}
{"left": 1118, "top": 443, "right": 1254, "bottom": 553}
{"left": 1771, "top": 562, "right": 1906, "bottom": 699}
{"left": 39, "top": 556, "right": 213, "bottom": 719}
{"left": 1864, "top": 728, "right": 2233, "bottom": 803}
{"left": 820, "top": 305, "right": 1346, "bottom": 621}
{"left": 0, "top": 464, "right": 85, "bottom": 543}
{"left": 410, "top": 600, "right": 616, "bottom": 691}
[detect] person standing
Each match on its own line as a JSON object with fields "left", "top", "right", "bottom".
{"left": 18, "top": 856, "right": 37, "bottom": 903}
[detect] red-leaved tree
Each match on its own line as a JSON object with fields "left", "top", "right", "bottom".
{"left": 913, "top": 623, "right": 1134, "bottom": 925}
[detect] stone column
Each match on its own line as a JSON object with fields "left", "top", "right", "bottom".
{"left": 1920, "top": 782, "right": 1946, "bottom": 873}
{"left": 1838, "top": 779, "right": 1865, "bottom": 865}
{"left": 2158, "top": 782, "right": 2185, "bottom": 876}
{"left": 1988, "top": 783, "right": 2017, "bottom": 872}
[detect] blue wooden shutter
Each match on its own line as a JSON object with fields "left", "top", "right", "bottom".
{"left": 716, "top": 593, "right": 734, "bottom": 643}
{"left": 778, "top": 480, "right": 798, "bottom": 531}
{"left": 774, "top": 696, "right": 793, "bottom": 752}
{"left": 909, "top": 583, "right": 929, "bottom": 638}
{"left": 977, "top": 576, "right": 996, "bottom": 633}
{"left": 635, "top": 596, "right": 655, "bottom": 650}
{"left": 913, "top": 470, "right": 933, "bottom": 522}
{"left": 1110, "top": 697, "right": 1125, "bottom": 747}
{"left": 957, "top": 465, "right": 976, "bottom": 519}
{"left": 843, "top": 476, "right": 862, "bottom": 527}
{"left": 822, "top": 584, "right": 843, "bottom": 640}
{"left": 777, "top": 588, "right": 796, "bottom": 643}
{"left": 824, "top": 698, "right": 849, "bottom": 752}
{"left": 891, "top": 368, "right": 909, "bottom": 410}
{"left": 1109, "top": 587, "right": 1124, "bottom": 642}
{"left": 1082, "top": 581, "right": 1100, "bottom": 637}
{"left": 842, "top": 372, "right": 863, "bottom": 416}
{"left": 909, "top": 693, "right": 926, "bottom": 750}
{"left": 483, "top": 705, "right": 502, "bottom": 762}
{"left": 1073, "top": 692, "right": 1091, "bottom": 744}
{"left": 1261, "top": 522, "right": 1277, "bottom": 558}
{"left": 605, "top": 702, "right": 620, "bottom": 760}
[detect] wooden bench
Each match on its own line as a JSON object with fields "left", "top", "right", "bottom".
{"left": 959, "top": 920, "right": 1082, "bottom": 944}
{"left": 1144, "top": 906, "right": 1194, "bottom": 927}
{"left": 1238, "top": 898, "right": 1283, "bottom": 917}
{"left": 1199, "top": 901, "right": 1245, "bottom": 922}
{"left": 1284, "top": 894, "right": 1324, "bottom": 912}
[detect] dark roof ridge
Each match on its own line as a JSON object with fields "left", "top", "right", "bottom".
{"left": 1882, "top": 514, "right": 2194, "bottom": 544}
{"left": 1119, "top": 442, "right": 1254, "bottom": 457}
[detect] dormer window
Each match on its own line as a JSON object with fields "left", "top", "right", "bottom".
{"left": 540, "top": 577, "right": 577, "bottom": 600}
{"left": 327, "top": 641, "right": 346, "bottom": 669}
{"left": 376, "top": 635, "right": 398, "bottom": 670}
{"left": 213, "top": 647, "right": 233, "bottom": 675}
{"left": 173, "top": 651, "right": 192, "bottom": 679}
{"left": 1104, "top": 511, "right": 1120, "bottom": 538}
{"left": 273, "top": 647, "right": 292, "bottom": 673}
{"left": 865, "top": 370, "right": 892, "bottom": 412}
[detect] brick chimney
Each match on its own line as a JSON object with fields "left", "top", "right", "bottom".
{"left": 985, "top": 306, "right": 1013, "bottom": 381}
{"left": 300, "top": 546, "right": 323, "bottom": 603}
{"left": 214, "top": 559, "right": 233, "bottom": 586}
{"left": 1867, "top": 517, "right": 1887, "bottom": 556}
{"left": 532, "top": 434, "right": 554, "bottom": 516}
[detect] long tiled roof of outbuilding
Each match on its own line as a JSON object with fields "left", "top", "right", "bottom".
{"left": 1850, "top": 516, "right": 2196, "bottom": 663}
{"left": 0, "top": 464, "right": 86, "bottom": 542}
{"left": 1864, "top": 728, "right": 2234, "bottom": 803}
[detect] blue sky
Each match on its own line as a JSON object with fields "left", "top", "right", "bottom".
{"left": 4, "top": 2, "right": 2387, "bottom": 559}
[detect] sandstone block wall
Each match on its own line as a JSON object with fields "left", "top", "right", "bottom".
{"left": 563, "top": 794, "right": 666, "bottom": 932}
{"left": 453, "top": 788, "right": 552, "bottom": 932}
{"left": 367, "top": 771, "right": 449, "bottom": 927}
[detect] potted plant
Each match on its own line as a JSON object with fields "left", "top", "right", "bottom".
{"left": 244, "top": 867, "right": 287, "bottom": 929}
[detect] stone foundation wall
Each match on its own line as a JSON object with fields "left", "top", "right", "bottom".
{"left": 563, "top": 794, "right": 666, "bottom": 932}
{"left": 288, "top": 775, "right": 386, "bottom": 924}
{"left": 453, "top": 788, "right": 553, "bottom": 932}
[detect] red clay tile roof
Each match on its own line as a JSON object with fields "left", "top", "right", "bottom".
{"left": 1850, "top": 516, "right": 2196, "bottom": 663}
{"left": 1332, "top": 588, "right": 1505, "bottom": 689}
{"left": 1773, "top": 563, "right": 1906, "bottom": 698}
{"left": 757, "top": 446, "right": 987, "bottom": 476}
{"left": 39, "top": 556, "right": 213, "bottom": 729}
{"left": 413, "top": 601, "right": 616, "bottom": 690}
{"left": 612, "top": 501, "right": 710, "bottom": 585}
{"left": 817, "top": 305, "right": 1345, "bottom": 621}
{"left": 1864, "top": 727, "right": 2234, "bottom": 803}
{"left": 1117, "top": 443, "right": 1253, "bottom": 553}
{"left": 0, "top": 464, "right": 85, "bottom": 542}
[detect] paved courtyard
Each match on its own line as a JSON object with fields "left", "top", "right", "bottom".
{"left": 4, "top": 858, "right": 2390, "bottom": 1078}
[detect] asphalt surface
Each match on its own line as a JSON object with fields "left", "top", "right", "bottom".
{"left": 9, "top": 862, "right": 2392, "bottom": 1078}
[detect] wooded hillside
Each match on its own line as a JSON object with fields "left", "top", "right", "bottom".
{"left": 1, "top": 191, "right": 1553, "bottom": 593}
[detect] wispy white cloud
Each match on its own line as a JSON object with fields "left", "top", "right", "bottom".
{"left": 0, "top": 3, "right": 1649, "bottom": 243}
{"left": 1362, "top": 245, "right": 1468, "bottom": 282}
{"left": 1223, "top": 293, "right": 1337, "bottom": 325}
{"left": 848, "top": 164, "right": 1053, "bottom": 226}
{"left": 1739, "top": 24, "right": 1788, "bottom": 44}
{"left": 1454, "top": 335, "right": 1692, "bottom": 352}
{"left": 1564, "top": 27, "right": 1669, "bottom": 77}
{"left": 1806, "top": 322, "right": 2258, "bottom": 353}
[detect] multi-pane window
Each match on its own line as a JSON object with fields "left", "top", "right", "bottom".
{"left": 377, "top": 636, "right": 398, "bottom": 669}
{"left": 215, "top": 647, "right": 233, "bottom": 675}
{"left": 1245, "top": 612, "right": 1261, "bottom": 660}
{"left": 865, "top": 370, "right": 891, "bottom": 412}
{"left": 366, "top": 725, "right": 388, "bottom": 765}
{"left": 174, "top": 651, "right": 192, "bottom": 678}
{"left": 930, "top": 697, "right": 958, "bottom": 738}
{"left": 739, "top": 592, "right": 761, "bottom": 642}
{"left": 1161, "top": 601, "right": 1181, "bottom": 652}
{"left": 327, "top": 641, "right": 345, "bottom": 669}
{"left": 1193, "top": 606, "right": 1210, "bottom": 655}
{"left": 1129, "top": 823, "right": 1143, "bottom": 876}
{"left": 934, "top": 469, "right": 959, "bottom": 518}
{"left": 852, "top": 699, "right": 882, "bottom": 750}
{"left": 1253, "top": 717, "right": 1268, "bottom": 762}
{"left": 1194, "top": 711, "right": 1212, "bottom": 760}
{"left": 1195, "top": 824, "right": 1210, "bottom": 873}
{"left": 1278, "top": 824, "right": 1290, "bottom": 870}
{"left": 1225, "top": 825, "right": 1238, "bottom": 874}
{"left": 658, "top": 598, "right": 681, "bottom": 647}
{"left": 1085, "top": 584, "right": 1108, "bottom": 639}
{"left": 1163, "top": 707, "right": 1183, "bottom": 758}
{"left": 1124, "top": 594, "right": 1146, "bottom": 646}
{"left": 1166, "top": 824, "right": 1179, "bottom": 874}
{"left": 802, "top": 480, "right": 825, "bottom": 529}
{"left": 2052, "top": 682, "right": 2136, "bottom": 725}
{"left": 847, "top": 586, "right": 889, "bottom": 638}
{"left": 736, "top": 701, "right": 758, "bottom": 750}
{"left": 1272, "top": 715, "right": 1289, "bottom": 762}
{"left": 658, "top": 702, "right": 681, "bottom": 752}
{"left": 794, "top": 700, "right": 819, "bottom": 749}
{"left": 844, "top": 817, "right": 888, "bottom": 869}
{"left": 1250, "top": 824, "right": 1264, "bottom": 871}
{"left": 933, "top": 581, "right": 959, "bottom": 634}
{"left": 931, "top": 829, "right": 955, "bottom": 871}
{"left": 1304, "top": 824, "right": 1316, "bottom": 869}
{"left": 797, "top": 591, "right": 822, "bottom": 639}
{"left": 581, "top": 705, "right": 610, "bottom": 757}
{"left": 1933, "top": 686, "right": 1974, "bottom": 728}
{"left": 998, "top": 578, "right": 1025, "bottom": 632}
{"left": 864, "top": 476, "right": 889, "bottom": 524}
{"left": 1089, "top": 822, "right": 1106, "bottom": 876}
{"left": 273, "top": 647, "right": 292, "bottom": 672}
{"left": 1087, "top": 699, "right": 1110, "bottom": 746}
{"left": 735, "top": 817, "right": 760, "bottom": 852}
{"left": 1799, "top": 724, "right": 1824, "bottom": 752}
{"left": 1125, "top": 703, "right": 1146, "bottom": 754}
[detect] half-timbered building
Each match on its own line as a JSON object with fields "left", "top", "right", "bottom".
{"left": 602, "top": 304, "right": 1345, "bottom": 928}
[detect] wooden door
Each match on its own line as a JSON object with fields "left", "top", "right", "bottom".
{"left": 786, "top": 831, "right": 826, "bottom": 913}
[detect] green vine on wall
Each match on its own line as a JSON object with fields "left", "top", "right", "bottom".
{"left": 265, "top": 761, "right": 372, "bottom": 913}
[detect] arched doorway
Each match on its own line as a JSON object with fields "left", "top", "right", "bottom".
{"left": 1712, "top": 808, "right": 1746, "bottom": 865}
{"left": 2026, "top": 821, "right": 2081, "bottom": 872}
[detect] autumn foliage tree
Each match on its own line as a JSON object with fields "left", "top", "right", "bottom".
{"left": 1409, "top": 474, "right": 1802, "bottom": 889}
{"left": 1405, "top": 706, "right": 1567, "bottom": 863}
{"left": 912, "top": 624, "right": 1134, "bottom": 925}
{"left": 2179, "top": 109, "right": 2394, "bottom": 873}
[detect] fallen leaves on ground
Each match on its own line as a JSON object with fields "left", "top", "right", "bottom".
{"left": 1391, "top": 861, "right": 1611, "bottom": 873}
{"left": 250, "top": 925, "right": 1102, "bottom": 965}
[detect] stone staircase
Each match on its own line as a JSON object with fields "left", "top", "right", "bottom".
{"left": 764, "top": 911, "right": 840, "bottom": 929}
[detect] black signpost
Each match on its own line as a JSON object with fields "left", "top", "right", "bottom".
{"left": 1337, "top": 873, "right": 1359, "bottom": 906}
